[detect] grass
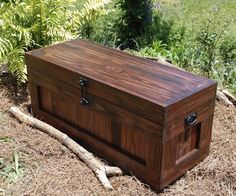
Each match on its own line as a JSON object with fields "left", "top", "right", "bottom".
{"left": 0, "top": 150, "right": 24, "bottom": 183}
{"left": 149, "top": 0, "right": 236, "bottom": 94}
{"left": 0, "top": 136, "right": 13, "bottom": 143}
{"left": 159, "top": 0, "right": 236, "bottom": 37}
{"left": 0, "top": 130, "right": 24, "bottom": 185}
{"left": 0, "top": 111, "right": 4, "bottom": 123}
{"left": 0, "top": 150, "right": 24, "bottom": 184}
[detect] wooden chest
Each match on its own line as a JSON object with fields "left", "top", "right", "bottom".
{"left": 25, "top": 39, "right": 217, "bottom": 190}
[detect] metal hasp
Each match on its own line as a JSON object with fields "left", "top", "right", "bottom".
{"left": 79, "top": 78, "right": 89, "bottom": 105}
{"left": 185, "top": 113, "right": 197, "bottom": 126}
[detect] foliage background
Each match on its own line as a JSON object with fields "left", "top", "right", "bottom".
{"left": 0, "top": 0, "right": 235, "bottom": 93}
{"left": 0, "top": 0, "right": 109, "bottom": 83}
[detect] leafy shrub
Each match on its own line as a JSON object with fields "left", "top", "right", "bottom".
{"left": 129, "top": 40, "right": 169, "bottom": 60}
{"left": 0, "top": 0, "right": 75, "bottom": 83}
{"left": 218, "top": 37, "right": 236, "bottom": 92}
{"left": 75, "top": 0, "right": 112, "bottom": 39}
{"left": 116, "top": 0, "right": 153, "bottom": 49}
{"left": 0, "top": 0, "right": 111, "bottom": 84}
{"left": 145, "top": 10, "right": 174, "bottom": 46}
{"left": 83, "top": 1, "right": 120, "bottom": 47}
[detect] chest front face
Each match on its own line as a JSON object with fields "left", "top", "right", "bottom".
{"left": 26, "top": 39, "right": 217, "bottom": 190}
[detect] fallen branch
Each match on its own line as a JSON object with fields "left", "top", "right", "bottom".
{"left": 222, "top": 89, "right": 236, "bottom": 105}
{"left": 9, "top": 107, "right": 122, "bottom": 190}
{"left": 216, "top": 89, "right": 235, "bottom": 107}
{"left": 216, "top": 90, "right": 233, "bottom": 107}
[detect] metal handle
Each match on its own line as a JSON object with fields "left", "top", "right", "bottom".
{"left": 185, "top": 113, "right": 197, "bottom": 126}
{"left": 79, "top": 78, "right": 89, "bottom": 105}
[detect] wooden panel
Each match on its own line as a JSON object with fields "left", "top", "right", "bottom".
{"left": 38, "top": 86, "right": 52, "bottom": 112}
{"left": 175, "top": 124, "right": 200, "bottom": 161}
{"left": 52, "top": 93, "right": 68, "bottom": 119}
{"left": 199, "top": 115, "right": 214, "bottom": 149}
{"left": 28, "top": 79, "right": 39, "bottom": 111}
{"left": 93, "top": 112, "right": 112, "bottom": 143}
{"left": 162, "top": 120, "right": 211, "bottom": 187}
{"left": 30, "top": 84, "right": 163, "bottom": 186}
{"left": 37, "top": 84, "right": 148, "bottom": 162}
{"left": 77, "top": 104, "right": 95, "bottom": 135}
{"left": 162, "top": 147, "right": 209, "bottom": 187}
{"left": 110, "top": 121, "right": 121, "bottom": 147}
{"left": 163, "top": 138, "right": 178, "bottom": 170}
{"left": 38, "top": 85, "right": 115, "bottom": 143}
{"left": 26, "top": 62, "right": 165, "bottom": 125}
{"left": 28, "top": 69, "right": 164, "bottom": 138}
{"left": 30, "top": 107, "right": 162, "bottom": 189}
{"left": 146, "top": 137, "right": 162, "bottom": 174}
{"left": 163, "top": 123, "right": 202, "bottom": 173}
{"left": 120, "top": 126, "right": 147, "bottom": 162}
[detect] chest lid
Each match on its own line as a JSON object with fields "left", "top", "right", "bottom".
{"left": 26, "top": 39, "right": 216, "bottom": 108}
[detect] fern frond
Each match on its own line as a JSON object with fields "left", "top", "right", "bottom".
{"left": 0, "top": 37, "right": 13, "bottom": 61}
{"left": 77, "top": 0, "right": 111, "bottom": 25}
{"left": 7, "top": 47, "right": 27, "bottom": 84}
{"left": 75, "top": 0, "right": 111, "bottom": 38}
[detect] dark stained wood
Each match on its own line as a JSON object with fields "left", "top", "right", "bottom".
{"left": 26, "top": 39, "right": 217, "bottom": 191}
{"left": 175, "top": 124, "right": 200, "bottom": 162}
{"left": 38, "top": 87, "right": 52, "bottom": 112}
{"left": 26, "top": 57, "right": 165, "bottom": 124}
{"left": 111, "top": 121, "right": 121, "bottom": 147}
{"left": 120, "top": 126, "right": 147, "bottom": 162}
{"left": 25, "top": 39, "right": 216, "bottom": 107}
{"left": 28, "top": 69, "right": 164, "bottom": 138}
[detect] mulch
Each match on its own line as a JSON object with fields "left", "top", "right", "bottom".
{"left": 0, "top": 80, "right": 235, "bottom": 196}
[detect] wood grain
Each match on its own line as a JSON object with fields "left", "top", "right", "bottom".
{"left": 26, "top": 39, "right": 217, "bottom": 191}
{"left": 26, "top": 39, "right": 216, "bottom": 107}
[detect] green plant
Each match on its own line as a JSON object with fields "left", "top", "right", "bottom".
{"left": 0, "top": 149, "right": 24, "bottom": 183}
{"left": 145, "top": 10, "right": 174, "bottom": 46}
{"left": 161, "top": 0, "right": 236, "bottom": 94}
{"left": 0, "top": 0, "right": 76, "bottom": 84}
{"left": 0, "top": 0, "right": 112, "bottom": 84}
{"left": 218, "top": 37, "right": 236, "bottom": 93}
{"left": 75, "top": 0, "right": 112, "bottom": 39}
{"left": 192, "top": 19, "right": 228, "bottom": 78}
{"left": 0, "top": 111, "right": 4, "bottom": 123}
{"left": 83, "top": 0, "right": 120, "bottom": 47}
{"left": 0, "top": 136, "right": 13, "bottom": 143}
{"left": 116, "top": 0, "right": 153, "bottom": 49}
{"left": 134, "top": 40, "right": 170, "bottom": 59}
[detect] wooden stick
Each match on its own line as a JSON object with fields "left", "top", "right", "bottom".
{"left": 9, "top": 107, "right": 122, "bottom": 190}
{"left": 222, "top": 89, "right": 236, "bottom": 106}
{"left": 216, "top": 90, "right": 234, "bottom": 107}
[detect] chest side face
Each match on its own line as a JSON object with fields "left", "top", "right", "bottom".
{"left": 161, "top": 83, "right": 217, "bottom": 186}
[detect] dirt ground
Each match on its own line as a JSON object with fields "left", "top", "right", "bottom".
{"left": 0, "top": 81, "right": 235, "bottom": 196}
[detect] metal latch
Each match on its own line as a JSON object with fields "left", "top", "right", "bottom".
{"left": 79, "top": 78, "right": 89, "bottom": 105}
